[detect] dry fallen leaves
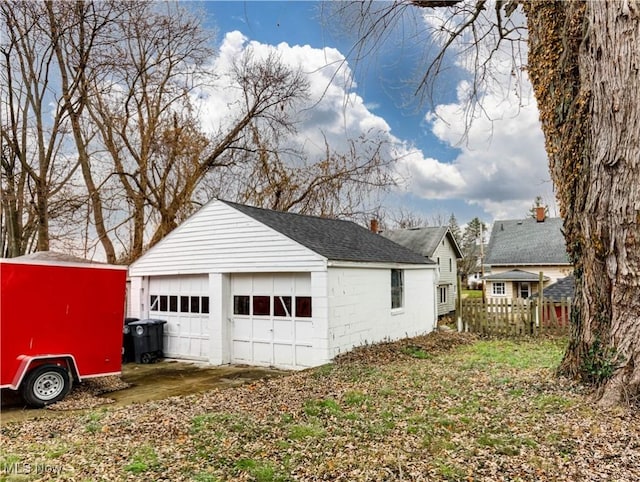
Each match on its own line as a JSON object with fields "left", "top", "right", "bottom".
{"left": 1, "top": 332, "right": 639, "bottom": 481}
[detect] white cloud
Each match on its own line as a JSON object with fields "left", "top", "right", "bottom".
{"left": 196, "top": 31, "right": 402, "bottom": 167}
{"left": 400, "top": 5, "right": 556, "bottom": 221}
{"left": 198, "top": 18, "right": 554, "bottom": 223}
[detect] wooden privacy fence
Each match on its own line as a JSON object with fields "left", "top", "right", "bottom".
{"left": 460, "top": 297, "right": 571, "bottom": 336}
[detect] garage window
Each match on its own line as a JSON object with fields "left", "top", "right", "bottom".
{"left": 295, "top": 296, "right": 312, "bottom": 318}
{"left": 234, "top": 296, "right": 250, "bottom": 315}
{"left": 150, "top": 294, "right": 208, "bottom": 313}
{"left": 180, "top": 296, "right": 190, "bottom": 312}
{"left": 253, "top": 296, "right": 271, "bottom": 316}
{"left": 169, "top": 296, "right": 178, "bottom": 312}
{"left": 274, "top": 296, "right": 292, "bottom": 317}
{"left": 159, "top": 295, "right": 168, "bottom": 312}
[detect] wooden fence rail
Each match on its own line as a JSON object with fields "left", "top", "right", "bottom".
{"left": 460, "top": 297, "right": 570, "bottom": 337}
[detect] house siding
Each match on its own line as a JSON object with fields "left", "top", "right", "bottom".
{"left": 487, "top": 265, "right": 573, "bottom": 300}
{"left": 128, "top": 201, "right": 326, "bottom": 276}
{"left": 433, "top": 239, "right": 458, "bottom": 316}
{"left": 326, "top": 266, "right": 436, "bottom": 358}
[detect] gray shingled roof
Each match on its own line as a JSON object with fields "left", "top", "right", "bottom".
{"left": 532, "top": 275, "right": 575, "bottom": 301}
{"left": 224, "top": 201, "right": 432, "bottom": 265}
{"left": 381, "top": 226, "right": 463, "bottom": 259}
{"left": 485, "top": 217, "right": 569, "bottom": 265}
{"left": 483, "top": 269, "right": 549, "bottom": 282}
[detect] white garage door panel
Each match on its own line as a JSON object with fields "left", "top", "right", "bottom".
{"left": 231, "top": 273, "right": 313, "bottom": 369}
{"left": 253, "top": 319, "right": 272, "bottom": 339}
{"left": 148, "top": 275, "right": 210, "bottom": 361}
{"left": 274, "top": 319, "right": 293, "bottom": 339}
{"left": 233, "top": 341, "right": 252, "bottom": 363}
{"left": 253, "top": 343, "right": 272, "bottom": 365}
{"left": 295, "top": 346, "right": 314, "bottom": 367}
{"left": 274, "top": 344, "right": 294, "bottom": 366}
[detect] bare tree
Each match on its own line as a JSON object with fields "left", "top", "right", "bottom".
{"left": 213, "top": 123, "right": 397, "bottom": 222}
{"left": 0, "top": 1, "right": 85, "bottom": 257}
{"left": 343, "top": 0, "right": 640, "bottom": 407}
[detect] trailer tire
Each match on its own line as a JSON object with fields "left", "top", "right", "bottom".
{"left": 21, "top": 365, "right": 72, "bottom": 408}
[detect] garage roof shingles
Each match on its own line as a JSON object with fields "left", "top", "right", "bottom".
{"left": 225, "top": 201, "right": 432, "bottom": 265}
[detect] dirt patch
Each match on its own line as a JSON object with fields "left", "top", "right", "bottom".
{"left": 0, "top": 360, "right": 287, "bottom": 424}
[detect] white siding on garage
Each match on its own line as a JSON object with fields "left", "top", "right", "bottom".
{"left": 128, "top": 201, "right": 326, "bottom": 277}
{"left": 327, "top": 266, "right": 436, "bottom": 359}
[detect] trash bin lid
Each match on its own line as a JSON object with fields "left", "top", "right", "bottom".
{"left": 128, "top": 319, "right": 167, "bottom": 326}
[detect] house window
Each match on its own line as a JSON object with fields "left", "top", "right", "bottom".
{"left": 449, "top": 258, "right": 452, "bottom": 272}
{"left": 439, "top": 286, "right": 447, "bottom": 304}
{"left": 519, "top": 282, "right": 530, "bottom": 299}
{"left": 391, "top": 269, "right": 404, "bottom": 309}
{"left": 492, "top": 282, "right": 506, "bottom": 296}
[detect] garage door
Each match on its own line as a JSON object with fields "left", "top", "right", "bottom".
{"left": 148, "top": 275, "right": 210, "bottom": 361}
{"left": 231, "top": 273, "right": 314, "bottom": 369}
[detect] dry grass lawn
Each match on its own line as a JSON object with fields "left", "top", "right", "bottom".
{"left": 1, "top": 332, "right": 639, "bottom": 481}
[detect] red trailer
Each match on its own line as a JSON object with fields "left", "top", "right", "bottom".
{"left": 1, "top": 253, "right": 127, "bottom": 407}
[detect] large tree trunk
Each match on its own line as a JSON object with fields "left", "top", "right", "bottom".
{"left": 525, "top": 0, "right": 640, "bottom": 406}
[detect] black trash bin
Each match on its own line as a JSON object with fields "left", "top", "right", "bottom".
{"left": 122, "top": 317, "right": 139, "bottom": 363}
{"left": 128, "top": 319, "right": 167, "bottom": 364}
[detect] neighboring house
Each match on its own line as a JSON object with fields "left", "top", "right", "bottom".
{"left": 128, "top": 200, "right": 438, "bottom": 370}
{"left": 381, "top": 227, "right": 463, "bottom": 317}
{"left": 484, "top": 209, "right": 572, "bottom": 299}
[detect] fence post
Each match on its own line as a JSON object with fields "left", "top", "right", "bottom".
{"left": 456, "top": 275, "right": 463, "bottom": 332}
{"left": 538, "top": 271, "right": 544, "bottom": 330}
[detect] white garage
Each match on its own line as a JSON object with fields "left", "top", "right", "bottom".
{"left": 128, "top": 199, "right": 438, "bottom": 370}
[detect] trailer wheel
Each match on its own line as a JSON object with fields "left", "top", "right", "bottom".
{"left": 21, "top": 365, "right": 72, "bottom": 408}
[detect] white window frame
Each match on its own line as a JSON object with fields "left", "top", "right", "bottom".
{"left": 391, "top": 269, "right": 404, "bottom": 310}
{"left": 439, "top": 286, "right": 447, "bottom": 304}
{"left": 519, "top": 282, "right": 530, "bottom": 299}
{"left": 492, "top": 282, "right": 506, "bottom": 296}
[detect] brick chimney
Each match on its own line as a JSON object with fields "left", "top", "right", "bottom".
{"left": 535, "top": 206, "right": 546, "bottom": 222}
{"left": 370, "top": 219, "right": 379, "bottom": 233}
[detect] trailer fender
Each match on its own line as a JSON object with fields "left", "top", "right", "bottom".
{"left": 9, "top": 354, "right": 79, "bottom": 391}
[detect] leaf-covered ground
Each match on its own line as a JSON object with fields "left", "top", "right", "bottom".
{"left": 2, "top": 332, "right": 639, "bottom": 481}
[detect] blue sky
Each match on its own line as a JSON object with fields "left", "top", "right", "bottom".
{"left": 191, "top": 1, "right": 555, "bottom": 227}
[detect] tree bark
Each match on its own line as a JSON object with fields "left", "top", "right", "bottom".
{"left": 525, "top": 0, "right": 640, "bottom": 406}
